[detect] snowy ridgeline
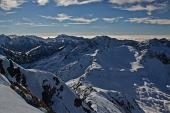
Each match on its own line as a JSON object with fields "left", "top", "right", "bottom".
{"left": 0, "top": 34, "right": 170, "bottom": 113}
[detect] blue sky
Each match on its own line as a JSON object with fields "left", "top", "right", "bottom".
{"left": 0, "top": 0, "right": 170, "bottom": 37}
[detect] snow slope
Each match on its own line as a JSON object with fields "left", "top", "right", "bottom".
{"left": 0, "top": 74, "right": 44, "bottom": 113}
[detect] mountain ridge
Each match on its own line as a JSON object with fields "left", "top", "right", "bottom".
{"left": 0, "top": 34, "right": 170, "bottom": 113}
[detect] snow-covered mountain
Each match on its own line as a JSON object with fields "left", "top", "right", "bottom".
{"left": 0, "top": 34, "right": 170, "bottom": 113}
{"left": 0, "top": 55, "right": 93, "bottom": 113}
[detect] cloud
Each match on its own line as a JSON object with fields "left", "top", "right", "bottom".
{"left": 0, "top": 0, "right": 25, "bottom": 10}
{"left": 124, "top": 4, "right": 165, "bottom": 15}
{"left": 41, "top": 13, "right": 72, "bottom": 22}
{"left": 15, "top": 22, "right": 55, "bottom": 27}
{"left": 109, "top": 0, "right": 167, "bottom": 15}
{"left": 37, "top": 0, "right": 49, "bottom": 5}
{"left": 54, "top": 0, "right": 101, "bottom": 6}
{"left": 5, "top": 11, "right": 16, "bottom": 14}
{"left": 15, "top": 17, "right": 55, "bottom": 27}
{"left": 0, "top": 11, "right": 16, "bottom": 16}
{"left": 70, "top": 17, "right": 98, "bottom": 24}
{"left": 0, "top": 19, "right": 13, "bottom": 23}
{"left": 102, "top": 17, "right": 123, "bottom": 23}
{"left": 41, "top": 13, "right": 98, "bottom": 24}
{"left": 109, "top": 0, "right": 154, "bottom": 5}
{"left": 127, "top": 17, "right": 170, "bottom": 25}
{"left": 0, "top": 19, "right": 13, "bottom": 27}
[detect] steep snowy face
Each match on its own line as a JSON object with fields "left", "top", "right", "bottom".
{"left": 0, "top": 55, "right": 93, "bottom": 113}
{"left": 0, "top": 74, "right": 44, "bottom": 113}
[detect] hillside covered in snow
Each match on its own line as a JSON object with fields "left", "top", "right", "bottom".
{"left": 0, "top": 34, "right": 170, "bottom": 113}
{"left": 0, "top": 73, "right": 44, "bottom": 113}
{"left": 0, "top": 55, "right": 93, "bottom": 113}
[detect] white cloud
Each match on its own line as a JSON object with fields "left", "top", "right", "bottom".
{"left": 0, "top": 0, "right": 25, "bottom": 10}
{"left": 15, "top": 22, "right": 55, "bottom": 27}
{"left": 127, "top": 17, "right": 170, "bottom": 25}
{"left": 124, "top": 4, "right": 165, "bottom": 15}
{"left": 102, "top": 17, "right": 123, "bottom": 23}
{"left": 5, "top": 11, "right": 16, "bottom": 14}
{"left": 15, "top": 17, "right": 55, "bottom": 27}
{"left": 37, "top": 0, "right": 49, "bottom": 5}
{"left": 109, "top": 0, "right": 167, "bottom": 15}
{"left": 54, "top": 0, "right": 101, "bottom": 6}
{"left": 0, "top": 11, "right": 16, "bottom": 16}
{"left": 70, "top": 17, "right": 98, "bottom": 24}
{"left": 41, "top": 13, "right": 98, "bottom": 24}
{"left": 41, "top": 13, "right": 72, "bottom": 22}
{"left": 109, "top": 0, "right": 154, "bottom": 5}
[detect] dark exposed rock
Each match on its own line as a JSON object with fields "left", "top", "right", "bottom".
{"left": 53, "top": 77, "right": 60, "bottom": 86}
{"left": 74, "top": 98, "right": 82, "bottom": 107}
{"left": 59, "top": 85, "right": 64, "bottom": 92}
{"left": 0, "top": 60, "right": 6, "bottom": 75}
{"left": 149, "top": 52, "right": 170, "bottom": 64}
{"left": 13, "top": 67, "right": 22, "bottom": 83}
{"left": 7, "top": 60, "right": 15, "bottom": 77}
{"left": 42, "top": 80, "right": 56, "bottom": 107}
{"left": 21, "top": 74, "right": 27, "bottom": 87}
{"left": 7, "top": 60, "right": 27, "bottom": 86}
